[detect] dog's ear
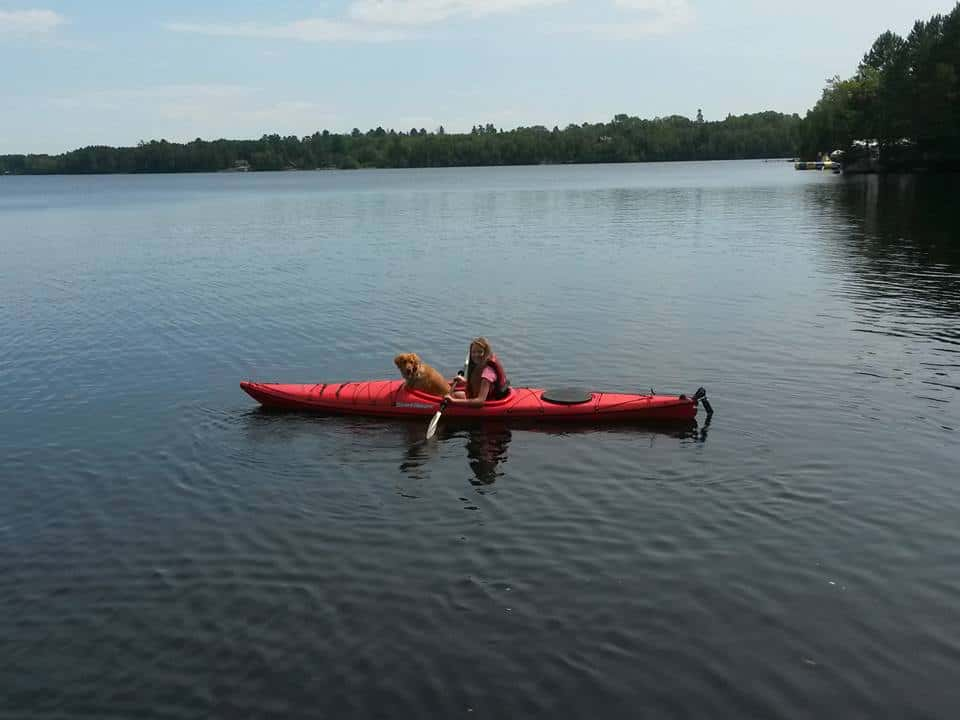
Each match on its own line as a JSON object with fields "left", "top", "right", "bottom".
{"left": 394, "top": 353, "right": 406, "bottom": 368}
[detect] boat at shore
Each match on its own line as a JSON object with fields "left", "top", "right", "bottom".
{"left": 794, "top": 159, "right": 841, "bottom": 171}
{"left": 240, "top": 380, "right": 712, "bottom": 423}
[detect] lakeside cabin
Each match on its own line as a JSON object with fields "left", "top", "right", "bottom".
{"left": 795, "top": 153, "right": 841, "bottom": 172}
{"left": 221, "top": 160, "right": 250, "bottom": 172}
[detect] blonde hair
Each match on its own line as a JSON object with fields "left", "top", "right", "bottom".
{"left": 470, "top": 337, "right": 492, "bottom": 360}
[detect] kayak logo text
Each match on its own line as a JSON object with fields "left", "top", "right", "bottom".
{"left": 395, "top": 402, "right": 435, "bottom": 409}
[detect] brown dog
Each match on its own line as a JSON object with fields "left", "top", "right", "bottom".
{"left": 394, "top": 352, "right": 451, "bottom": 397}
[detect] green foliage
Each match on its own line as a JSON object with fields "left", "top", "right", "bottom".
{"left": 0, "top": 112, "right": 802, "bottom": 175}
{"left": 800, "top": 2, "right": 960, "bottom": 168}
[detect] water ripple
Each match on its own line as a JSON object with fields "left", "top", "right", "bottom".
{"left": 2, "top": 165, "right": 960, "bottom": 719}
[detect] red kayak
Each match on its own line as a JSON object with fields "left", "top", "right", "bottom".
{"left": 240, "top": 380, "right": 711, "bottom": 423}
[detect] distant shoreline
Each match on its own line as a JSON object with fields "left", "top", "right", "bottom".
{"left": 0, "top": 111, "right": 804, "bottom": 175}
{"left": 0, "top": 157, "right": 799, "bottom": 177}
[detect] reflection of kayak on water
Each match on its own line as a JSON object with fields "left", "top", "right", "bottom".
{"left": 240, "top": 379, "right": 712, "bottom": 423}
{"left": 457, "top": 416, "right": 708, "bottom": 439}
{"left": 240, "top": 408, "right": 712, "bottom": 489}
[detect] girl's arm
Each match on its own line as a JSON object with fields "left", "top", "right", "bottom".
{"left": 444, "top": 379, "right": 491, "bottom": 407}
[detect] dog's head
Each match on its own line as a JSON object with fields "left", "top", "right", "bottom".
{"left": 393, "top": 352, "right": 422, "bottom": 381}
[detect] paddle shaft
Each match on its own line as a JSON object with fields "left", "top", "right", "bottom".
{"left": 426, "top": 349, "right": 470, "bottom": 439}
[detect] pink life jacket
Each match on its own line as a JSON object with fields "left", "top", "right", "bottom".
{"left": 467, "top": 353, "right": 510, "bottom": 400}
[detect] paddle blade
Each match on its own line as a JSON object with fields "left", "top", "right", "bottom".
{"left": 426, "top": 409, "right": 443, "bottom": 439}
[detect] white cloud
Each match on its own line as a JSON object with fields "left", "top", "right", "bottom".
{"left": 612, "top": 0, "right": 694, "bottom": 31}
{"left": 166, "top": 0, "right": 569, "bottom": 44}
{"left": 49, "top": 84, "right": 254, "bottom": 112}
{"left": 166, "top": 18, "right": 403, "bottom": 43}
{"left": 0, "top": 9, "right": 66, "bottom": 34}
{"left": 555, "top": 20, "right": 686, "bottom": 38}
{"left": 42, "top": 84, "right": 341, "bottom": 144}
{"left": 348, "top": 0, "right": 567, "bottom": 26}
{"left": 551, "top": 0, "right": 694, "bottom": 37}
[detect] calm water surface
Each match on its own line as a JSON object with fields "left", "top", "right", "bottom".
{"left": 2, "top": 162, "right": 959, "bottom": 719}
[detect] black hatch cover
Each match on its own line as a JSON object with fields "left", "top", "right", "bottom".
{"left": 541, "top": 388, "right": 593, "bottom": 405}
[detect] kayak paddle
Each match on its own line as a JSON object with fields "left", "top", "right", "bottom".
{"left": 426, "top": 349, "right": 469, "bottom": 439}
{"left": 425, "top": 398, "right": 447, "bottom": 440}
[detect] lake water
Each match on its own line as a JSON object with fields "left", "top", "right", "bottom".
{"left": 2, "top": 162, "right": 959, "bottom": 719}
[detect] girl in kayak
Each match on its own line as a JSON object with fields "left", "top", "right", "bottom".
{"left": 444, "top": 337, "right": 510, "bottom": 407}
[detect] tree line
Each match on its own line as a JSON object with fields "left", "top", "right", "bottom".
{"left": 800, "top": 2, "right": 960, "bottom": 170}
{"left": 0, "top": 112, "right": 802, "bottom": 175}
{"left": 2, "top": 2, "right": 956, "bottom": 175}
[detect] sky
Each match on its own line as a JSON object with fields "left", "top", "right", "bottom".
{"left": 0, "top": 0, "right": 955, "bottom": 154}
